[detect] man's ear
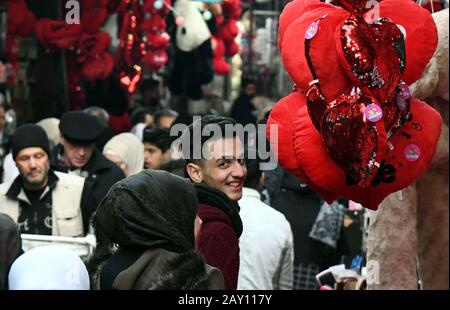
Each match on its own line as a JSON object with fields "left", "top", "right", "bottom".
{"left": 186, "top": 162, "right": 203, "bottom": 183}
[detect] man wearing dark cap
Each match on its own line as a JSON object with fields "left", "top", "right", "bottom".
{"left": 0, "top": 124, "right": 93, "bottom": 236}
{"left": 50, "top": 111, "right": 125, "bottom": 224}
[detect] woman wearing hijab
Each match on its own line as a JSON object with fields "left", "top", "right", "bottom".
{"left": 36, "top": 117, "right": 60, "bottom": 149}
{"left": 92, "top": 170, "right": 224, "bottom": 290}
{"left": 103, "top": 133, "right": 145, "bottom": 177}
{"left": 0, "top": 213, "right": 22, "bottom": 290}
{"left": 8, "top": 246, "right": 90, "bottom": 290}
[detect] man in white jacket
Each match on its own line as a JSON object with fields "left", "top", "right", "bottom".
{"left": 237, "top": 154, "right": 294, "bottom": 290}
{"left": 0, "top": 124, "right": 94, "bottom": 236}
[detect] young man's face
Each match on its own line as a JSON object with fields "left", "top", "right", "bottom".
{"left": 15, "top": 147, "right": 50, "bottom": 190}
{"left": 60, "top": 135, "right": 95, "bottom": 169}
{"left": 188, "top": 137, "right": 247, "bottom": 201}
{"left": 144, "top": 142, "right": 169, "bottom": 169}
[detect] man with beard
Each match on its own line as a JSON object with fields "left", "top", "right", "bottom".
{"left": 0, "top": 124, "right": 93, "bottom": 236}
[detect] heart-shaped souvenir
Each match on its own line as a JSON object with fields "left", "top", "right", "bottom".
{"left": 321, "top": 93, "right": 384, "bottom": 187}
{"left": 338, "top": 16, "right": 405, "bottom": 103}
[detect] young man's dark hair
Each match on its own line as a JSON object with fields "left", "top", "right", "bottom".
{"left": 182, "top": 115, "right": 238, "bottom": 166}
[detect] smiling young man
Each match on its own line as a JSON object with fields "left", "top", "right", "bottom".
{"left": 0, "top": 124, "right": 93, "bottom": 236}
{"left": 182, "top": 115, "right": 246, "bottom": 290}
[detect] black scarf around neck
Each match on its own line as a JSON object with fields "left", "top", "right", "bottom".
{"left": 194, "top": 183, "right": 243, "bottom": 237}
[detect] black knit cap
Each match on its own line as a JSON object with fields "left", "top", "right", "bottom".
{"left": 11, "top": 124, "right": 50, "bottom": 160}
{"left": 59, "top": 111, "right": 103, "bottom": 144}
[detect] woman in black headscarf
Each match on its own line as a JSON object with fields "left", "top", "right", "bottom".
{"left": 91, "top": 170, "right": 224, "bottom": 290}
{"left": 0, "top": 213, "right": 22, "bottom": 290}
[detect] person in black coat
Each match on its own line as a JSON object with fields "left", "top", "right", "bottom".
{"left": 230, "top": 78, "right": 258, "bottom": 126}
{"left": 50, "top": 111, "right": 125, "bottom": 228}
{"left": 265, "top": 165, "right": 345, "bottom": 290}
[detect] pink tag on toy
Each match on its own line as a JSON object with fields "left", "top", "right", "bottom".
{"left": 305, "top": 22, "right": 319, "bottom": 40}
{"left": 404, "top": 144, "right": 420, "bottom": 162}
{"left": 364, "top": 103, "right": 383, "bottom": 122}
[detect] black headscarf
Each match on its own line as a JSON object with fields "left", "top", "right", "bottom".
{"left": 95, "top": 170, "right": 198, "bottom": 253}
{"left": 0, "top": 213, "right": 22, "bottom": 290}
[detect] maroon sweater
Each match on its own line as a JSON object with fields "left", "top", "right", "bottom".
{"left": 197, "top": 203, "right": 240, "bottom": 290}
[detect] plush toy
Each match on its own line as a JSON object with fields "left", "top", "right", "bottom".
{"left": 267, "top": 0, "right": 442, "bottom": 210}
{"left": 168, "top": 0, "right": 214, "bottom": 100}
{"left": 367, "top": 8, "right": 449, "bottom": 290}
{"left": 174, "top": 0, "right": 211, "bottom": 52}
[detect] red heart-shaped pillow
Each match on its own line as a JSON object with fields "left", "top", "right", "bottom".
{"left": 336, "top": 16, "right": 405, "bottom": 104}
{"left": 321, "top": 93, "right": 387, "bottom": 187}
{"left": 282, "top": 8, "right": 353, "bottom": 100}
{"left": 373, "top": 0, "right": 438, "bottom": 85}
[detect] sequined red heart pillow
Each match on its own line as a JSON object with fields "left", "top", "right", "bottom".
{"left": 337, "top": 16, "right": 405, "bottom": 104}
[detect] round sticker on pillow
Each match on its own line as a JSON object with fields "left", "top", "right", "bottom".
{"left": 404, "top": 144, "right": 420, "bottom": 162}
